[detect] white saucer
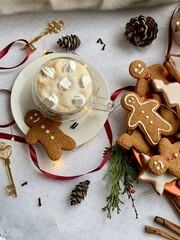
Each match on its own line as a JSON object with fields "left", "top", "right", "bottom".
{"left": 11, "top": 53, "right": 110, "bottom": 146}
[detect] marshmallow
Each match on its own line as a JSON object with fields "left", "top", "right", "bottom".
{"left": 44, "top": 93, "right": 58, "bottom": 108}
{"left": 63, "top": 60, "right": 76, "bottom": 72}
{"left": 59, "top": 77, "right": 71, "bottom": 90}
{"left": 41, "top": 67, "right": 55, "bottom": 79}
{"left": 73, "top": 93, "right": 86, "bottom": 107}
{"left": 81, "top": 75, "right": 91, "bottom": 88}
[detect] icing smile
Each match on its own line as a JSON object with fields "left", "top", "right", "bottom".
{"left": 33, "top": 117, "right": 40, "bottom": 123}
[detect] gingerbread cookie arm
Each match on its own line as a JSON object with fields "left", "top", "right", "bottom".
{"left": 26, "top": 129, "right": 39, "bottom": 144}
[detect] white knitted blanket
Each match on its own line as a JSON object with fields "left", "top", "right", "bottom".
{"left": 0, "top": 0, "right": 178, "bottom": 15}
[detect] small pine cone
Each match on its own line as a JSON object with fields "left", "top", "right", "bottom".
{"left": 57, "top": 34, "right": 81, "bottom": 51}
{"left": 70, "top": 180, "right": 90, "bottom": 205}
{"left": 125, "top": 15, "right": 158, "bottom": 47}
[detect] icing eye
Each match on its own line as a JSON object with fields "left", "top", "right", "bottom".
{"left": 134, "top": 68, "right": 138, "bottom": 73}
{"left": 128, "top": 100, "right": 132, "bottom": 103}
{"left": 138, "top": 64, "right": 141, "bottom": 68}
{"left": 29, "top": 116, "right": 33, "bottom": 120}
{"left": 34, "top": 113, "right": 38, "bottom": 116}
{"left": 131, "top": 97, "right": 134, "bottom": 100}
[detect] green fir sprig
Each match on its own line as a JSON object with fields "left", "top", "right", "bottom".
{"left": 102, "top": 144, "right": 139, "bottom": 219}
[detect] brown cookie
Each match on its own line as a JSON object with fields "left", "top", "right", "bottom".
{"left": 116, "top": 129, "right": 150, "bottom": 154}
{"left": 129, "top": 60, "right": 167, "bottom": 98}
{"left": 24, "top": 109, "right": 76, "bottom": 161}
{"left": 148, "top": 138, "right": 180, "bottom": 179}
{"left": 121, "top": 92, "right": 173, "bottom": 146}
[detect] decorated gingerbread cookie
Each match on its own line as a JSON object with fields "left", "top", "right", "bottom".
{"left": 129, "top": 60, "right": 167, "bottom": 98}
{"left": 152, "top": 78, "right": 180, "bottom": 116}
{"left": 121, "top": 92, "right": 173, "bottom": 146}
{"left": 138, "top": 153, "right": 177, "bottom": 195}
{"left": 148, "top": 138, "right": 180, "bottom": 179}
{"left": 24, "top": 109, "right": 76, "bottom": 161}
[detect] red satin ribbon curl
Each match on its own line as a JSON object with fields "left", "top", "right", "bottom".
{"left": 0, "top": 39, "right": 31, "bottom": 70}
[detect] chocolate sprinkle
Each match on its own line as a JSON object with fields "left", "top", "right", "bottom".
{"left": 21, "top": 181, "right": 28, "bottom": 186}
{"left": 38, "top": 197, "right": 42, "bottom": 207}
{"left": 102, "top": 44, "right": 106, "bottom": 51}
{"left": 97, "top": 38, "right": 104, "bottom": 45}
{"left": 70, "top": 122, "right": 79, "bottom": 129}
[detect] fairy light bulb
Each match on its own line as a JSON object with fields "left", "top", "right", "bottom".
{"left": 172, "top": 7, "right": 180, "bottom": 46}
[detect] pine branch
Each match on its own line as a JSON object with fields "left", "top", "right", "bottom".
{"left": 102, "top": 144, "right": 139, "bottom": 219}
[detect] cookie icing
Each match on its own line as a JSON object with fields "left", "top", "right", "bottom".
{"left": 123, "top": 92, "right": 172, "bottom": 145}
{"left": 153, "top": 79, "right": 180, "bottom": 114}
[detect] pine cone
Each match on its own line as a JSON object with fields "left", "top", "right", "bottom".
{"left": 57, "top": 34, "right": 81, "bottom": 51}
{"left": 125, "top": 15, "right": 158, "bottom": 47}
{"left": 70, "top": 180, "right": 90, "bottom": 205}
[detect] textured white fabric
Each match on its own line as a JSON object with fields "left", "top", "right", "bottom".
{"left": 0, "top": 3, "right": 179, "bottom": 240}
{"left": 0, "top": 0, "right": 179, "bottom": 14}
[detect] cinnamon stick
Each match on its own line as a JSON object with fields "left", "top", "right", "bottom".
{"left": 154, "top": 216, "right": 180, "bottom": 235}
{"left": 145, "top": 225, "right": 179, "bottom": 240}
{"left": 165, "top": 192, "right": 180, "bottom": 215}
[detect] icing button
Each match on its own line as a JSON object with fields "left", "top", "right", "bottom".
{"left": 46, "top": 130, "right": 50, "bottom": 134}
{"left": 150, "top": 120, "right": 153, "bottom": 124}
{"left": 41, "top": 125, "right": 45, "bottom": 129}
{"left": 145, "top": 116, "right": 149, "bottom": 119}
{"left": 50, "top": 136, "right": 55, "bottom": 140}
{"left": 174, "top": 153, "right": 178, "bottom": 157}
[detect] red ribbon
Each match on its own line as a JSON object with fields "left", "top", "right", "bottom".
{"left": 0, "top": 89, "right": 15, "bottom": 127}
{"left": 166, "top": 7, "right": 179, "bottom": 55}
{"left": 0, "top": 86, "right": 134, "bottom": 180}
{"left": 0, "top": 39, "right": 31, "bottom": 70}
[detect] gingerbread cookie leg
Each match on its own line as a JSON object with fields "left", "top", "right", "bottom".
{"left": 45, "top": 144, "right": 62, "bottom": 161}
{"left": 60, "top": 134, "right": 76, "bottom": 150}
{"left": 117, "top": 130, "right": 150, "bottom": 154}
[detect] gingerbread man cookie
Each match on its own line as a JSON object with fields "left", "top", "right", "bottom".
{"left": 121, "top": 92, "right": 173, "bottom": 146}
{"left": 148, "top": 138, "right": 180, "bottom": 179}
{"left": 24, "top": 109, "right": 76, "bottom": 161}
{"left": 129, "top": 60, "right": 167, "bottom": 98}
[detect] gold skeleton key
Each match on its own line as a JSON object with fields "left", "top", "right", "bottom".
{"left": 0, "top": 142, "right": 17, "bottom": 197}
{"left": 22, "top": 19, "right": 64, "bottom": 52}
